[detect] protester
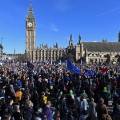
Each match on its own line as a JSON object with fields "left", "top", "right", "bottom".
{"left": 96, "top": 98, "right": 108, "bottom": 120}
{"left": 113, "top": 98, "right": 120, "bottom": 120}
{"left": 0, "top": 60, "right": 119, "bottom": 120}
{"left": 12, "top": 105, "right": 23, "bottom": 120}
{"left": 42, "top": 101, "right": 53, "bottom": 120}
{"left": 88, "top": 98, "right": 97, "bottom": 117}
{"left": 23, "top": 100, "right": 33, "bottom": 120}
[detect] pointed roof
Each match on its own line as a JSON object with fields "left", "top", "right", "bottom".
{"left": 56, "top": 42, "right": 58, "bottom": 48}
{"left": 27, "top": 4, "right": 35, "bottom": 19}
{"left": 83, "top": 42, "right": 120, "bottom": 52}
{"left": 118, "top": 31, "right": 120, "bottom": 42}
{"left": 78, "top": 34, "right": 81, "bottom": 44}
{"left": 0, "top": 44, "right": 3, "bottom": 49}
{"left": 29, "top": 3, "right": 33, "bottom": 11}
{"left": 70, "top": 34, "right": 72, "bottom": 41}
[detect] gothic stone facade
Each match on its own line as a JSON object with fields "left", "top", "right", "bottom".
{"left": 75, "top": 35, "right": 120, "bottom": 63}
{"left": 26, "top": 4, "right": 120, "bottom": 63}
{"left": 26, "top": 5, "right": 65, "bottom": 62}
{"left": 33, "top": 45, "right": 66, "bottom": 62}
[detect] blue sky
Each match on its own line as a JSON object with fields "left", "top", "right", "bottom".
{"left": 0, "top": 0, "right": 120, "bottom": 54}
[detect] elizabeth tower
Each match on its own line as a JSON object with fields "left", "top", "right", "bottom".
{"left": 26, "top": 4, "right": 36, "bottom": 60}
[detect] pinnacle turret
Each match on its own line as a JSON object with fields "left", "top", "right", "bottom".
{"left": 78, "top": 34, "right": 81, "bottom": 44}
{"left": 118, "top": 31, "right": 120, "bottom": 42}
{"left": 27, "top": 4, "right": 35, "bottom": 19}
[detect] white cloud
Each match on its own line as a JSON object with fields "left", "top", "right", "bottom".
{"left": 98, "top": 6, "right": 120, "bottom": 16}
{"left": 50, "top": 23, "right": 59, "bottom": 32}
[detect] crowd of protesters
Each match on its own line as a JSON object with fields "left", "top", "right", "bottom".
{"left": 0, "top": 61, "right": 120, "bottom": 120}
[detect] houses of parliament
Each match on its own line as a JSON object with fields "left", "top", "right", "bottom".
{"left": 26, "top": 4, "right": 120, "bottom": 63}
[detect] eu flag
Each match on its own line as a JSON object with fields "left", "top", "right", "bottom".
{"left": 66, "top": 59, "right": 81, "bottom": 74}
{"left": 84, "top": 70, "right": 94, "bottom": 77}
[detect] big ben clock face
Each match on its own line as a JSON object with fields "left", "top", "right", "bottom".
{"left": 27, "top": 22, "right": 33, "bottom": 27}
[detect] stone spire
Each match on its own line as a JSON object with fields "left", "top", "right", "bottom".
{"left": 70, "top": 34, "right": 72, "bottom": 41}
{"left": 46, "top": 44, "right": 48, "bottom": 48}
{"left": 118, "top": 31, "right": 120, "bottom": 42}
{"left": 40, "top": 44, "right": 41, "bottom": 48}
{"left": 27, "top": 3, "right": 35, "bottom": 19}
{"left": 78, "top": 34, "right": 81, "bottom": 44}
{"left": 56, "top": 42, "right": 58, "bottom": 48}
{"left": 69, "top": 34, "right": 73, "bottom": 46}
{"left": 14, "top": 48, "right": 16, "bottom": 55}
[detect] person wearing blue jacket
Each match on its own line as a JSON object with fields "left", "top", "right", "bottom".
{"left": 42, "top": 101, "right": 53, "bottom": 120}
